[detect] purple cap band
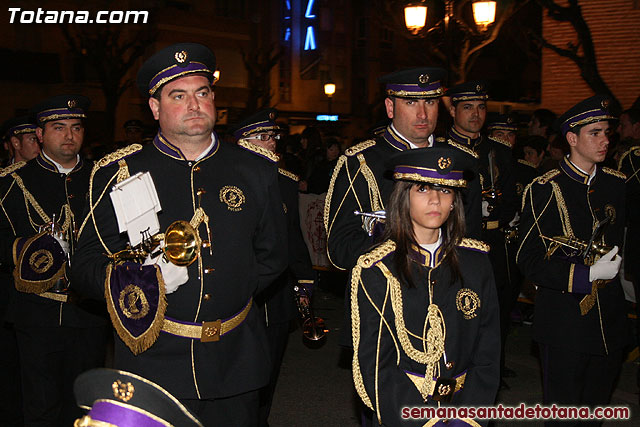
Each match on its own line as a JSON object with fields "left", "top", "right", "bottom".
{"left": 561, "top": 109, "right": 614, "bottom": 135}
{"left": 36, "top": 108, "right": 86, "bottom": 123}
{"left": 394, "top": 165, "right": 464, "bottom": 181}
{"left": 386, "top": 82, "right": 441, "bottom": 95}
{"left": 90, "top": 400, "right": 167, "bottom": 427}
{"left": 149, "top": 62, "right": 211, "bottom": 94}
{"left": 9, "top": 123, "right": 37, "bottom": 135}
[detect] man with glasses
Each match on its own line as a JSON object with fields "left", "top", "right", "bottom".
{"left": 233, "top": 109, "right": 315, "bottom": 426}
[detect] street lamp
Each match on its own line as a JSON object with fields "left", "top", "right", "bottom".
{"left": 324, "top": 81, "right": 336, "bottom": 114}
{"left": 403, "top": 0, "right": 496, "bottom": 34}
{"left": 404, "top": 2, "right": 428, "bottom": 35}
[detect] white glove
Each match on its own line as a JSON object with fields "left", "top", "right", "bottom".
{"left": 53, "top": 234, "right": 70, "bottom": 256}
{"left": 588, "top": 246, "right": 621, "bottom": 282}
{"left": 144, "top": 250, "right": 189, "bottom": 294}
{"left": 482, "top": 200, "right": 490, "bottom": 218}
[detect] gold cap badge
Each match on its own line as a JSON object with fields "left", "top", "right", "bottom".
{"left": 476, "top": 84, "right": 482, "bottom": 92}
{"left": 112, "top": 379, "right": 135, "bottom": 402}
{"left": 418, "top": 74, "right": 429, "bottom": 84}
{"left": 601, "top": 99, "right": 610, "bottom": 109}
{"left": 67, "top": 99, "right": 77, "bottom": 109}
{"left": 437, "top": 157, "right": 452, "bottom": 170}
{"left": 175, "top": 50, "right": 188, "bottom": 63}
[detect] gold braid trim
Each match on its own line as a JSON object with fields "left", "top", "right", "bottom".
{"left": 104, "top": 263, "right": 167, "bottom": 355}
{"left": 77, "top": 145, "right": 142, "bottom": 251}
{"left": 447, "top": 140, "right": 479, "bottom": 159}
{"left": 549, "top": 181, "right": 573, "bottom": 237}
{"left": 457, "top": 238, "right": 490, "bottom": 253}
{"left": 358, "top": 153, "right": 383, "bottom": 212}
{"left": 345, "top": 139, "right": 376, "bottom": 157}
{"left": 237, "top": 140, "right": 280, "bottom": 163}
{"left": 488, "top": 136, "right": 512, "bottom": 149}
{"left": 601, "top": 166, "right": 626, "bottom": 180}
{"left": 351, "top": 240, "right": 397, "bottom": 413}
{"left": 278, "top": 168, "right": 300, "bottom": 182}
{"left": 537, "top": 169, "right": 560, "bottom": 184}
{"left": 0, "top": 161, "right": 26, "bottom": 177}
{"left": 518, "top": 158, "right": 536, "bottom": 168}
{"left": 617, "top": 147, "right": 636, "bottom": 171}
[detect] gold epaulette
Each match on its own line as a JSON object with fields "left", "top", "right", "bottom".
{"left": 457, "top": 238, "right": 490, "bottom": 253}
{"left": 535, "top": 169, "right": 560, "bottom": 184}
{"left": 278, "top": 168, "right": 299, "bottom": 182}
{"left": 356, "top": 239, "right": 396, "bottom": 269}
{"left": 602, "top": 167, "right": 626, "bottom": 180}
{"left": 238, "top": 140, "right": 279, "bottom": 163}
{"left": 618, "top": 145, "right": 640, "bottom": 170}
{"left": 345, "top": 139, "right": 376, "bottom": 157}
{"left": 94, "top": 144, "right": 143, "bottom": 169}
{"left": 518, "top": 158, "right": 536, "bottom": 168}
{"left": 447, "top": 140, "right": 479, "bottom": 159}
{"left": 0, "top": 161, "right": 26, "bottom": 178}
{"left": 488, "top": 136, "right": 512, "bottom": 149}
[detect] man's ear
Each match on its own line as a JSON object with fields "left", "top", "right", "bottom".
{"left": 35, "top": 127, "right": 44, "bottom": 144}
{"left": 448, "top": 104, "right": 456, "bottom": 120}
{"left": 566, "top": 131, "right": 578, "bottom": 147}
{"left": 10, "top": 135, "right": 20, "bottom": 149}
{"left": 384, "top": 98, "right": 394, "bottom": 120}
{"left": 149, "top": 97, "right": 160, "bottom": 121}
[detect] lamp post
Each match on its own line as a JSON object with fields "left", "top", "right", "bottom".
{"left": 403, "top": 0, "right": 496, "bottom": 34}
{"left": 324, "top": 81, "right": 336, "bottom": 114}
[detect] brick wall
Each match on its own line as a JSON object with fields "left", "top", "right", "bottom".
{"left": 541, "top": 0, "right": 640, "bottom": 114}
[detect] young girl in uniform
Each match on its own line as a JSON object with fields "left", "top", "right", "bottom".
{"left": 351, "top": 147, "right": 500, "bottom": 426}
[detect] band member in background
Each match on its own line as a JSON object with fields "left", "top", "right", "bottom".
{"left": 1, "top": 116, "right": 40, "bottom": 164}
{"left": 0, "top": 95, "right": 108, "bottom": 426}
{"left": 351, "top": 147, "right": 499, "bottom": 426}
{"left": 71, "top": 43, "right": 287, "bottom": 426}
{"left": 517, "top": 95, "right": 626, "bottom": 424}
{"left": 232, "top": 108, "right": 315, "bottom": 426}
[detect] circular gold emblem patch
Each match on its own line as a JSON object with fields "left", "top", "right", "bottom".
{"left": 118, "top": 284, "right": 149, "bottom": 320}
{"left": 516, "top": 182, "right": 524, "bottom": 196}
{"left": 604, "top": 204, "right": 616, "bottom": 224}
{"left": 418, "top": 74, "right": 429, "bottom": 84}
{"left": 456, "top": 288, "right": 480, "bottom": 320}
{"left": 507, "top": 116, "right": 514, "bottom": 124}
{"left": 29, "top": 249, "right": 54, "bottom": 274}
{"left": 112, "top": 379, "right": 135, "bottom": 401}
{"left": 438, "top": 383, "right": 451, "bottom": 395}
{"left": 67, "top": 99, "right": 77, "bottom": 109}
{"left": 219, "top": 186, "right": 245, "bottom": 212}
{"left": 175, "top": 50, "right": 188, "bottom": 63}
{"left": 601, "top": 99, "right": 610, "bottom": 109}
{"left": 476, "top": 84, "right": 482, "bottom": 92}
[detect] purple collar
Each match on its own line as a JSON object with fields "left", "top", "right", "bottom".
{"left": 409, "top": 243, "right": 445, "bottom": 267}
{"left": 382, "top": 126, "right": 411, "bottom": 151}
{"left": 153, "top": 131, "right": 219, "bottom": 161}
{"left": 447, "top": 127, "right": 481, "bottom": 148}
{"left": 560, "top": 156, "right": 594, "bottom": 185}
{"left": 36, "top": 153, "right": 84, "bottom": 174}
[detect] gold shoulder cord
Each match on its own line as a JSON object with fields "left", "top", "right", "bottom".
{"left": 1, "top": 180, "right": 18, "bottom": 235}
{"left": 324, "top": 153, "right": 383, "bottom": 269}
{"left": 78, "top": 144, "right": 142, "bottom": 254}
{"left": 351, "top": 241, "right": 397, "bottom": 421}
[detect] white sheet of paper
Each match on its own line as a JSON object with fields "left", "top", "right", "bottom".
{"left": 109, "top": 172, "right": 162, "bottom": 247}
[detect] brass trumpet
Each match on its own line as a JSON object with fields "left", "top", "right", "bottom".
{"left": 110, "top": 220, "right": 201, "bottom": 267}
{"left": 294, "top": 285, "right": 328, "bottom": 349}
{"left": 541, "top": 235, "right": 612, "bottom": 266}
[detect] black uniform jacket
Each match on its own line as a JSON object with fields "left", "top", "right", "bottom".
{"left": 352, "top": 238, "right": 500, "bottom": 427}
{"left": 71, "top": 134, "right": 288, "bottom": 399}
{"left": 438, "top": 127, "right": 485, "bottom": 239}
{"left": 474, "top": 136, "right": 517, "bottom": 228}
{"left": 513, "top": 159, "right": 539, "bottom": 205}
{"left": 236, "top": 140, "right": 315, "bottom": 324}
{"left": 618, "top": 146, "right": 640, "bottom": 270}
{"left": 517, "top": 157, "right": 627, "bottom": 355}
{"left": 0, "top": 154, "right": 106, "bottom": 328}
{"left": 325, "top": 126, "right": 481, "bottom": 270}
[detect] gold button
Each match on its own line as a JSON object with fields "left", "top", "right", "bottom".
{"left": 203, "top": 293, "right": 211, "bottom": 301}
{"left": 194, "top": 166, "right": 201, "bottom": 172}
{"left": 197, "top": 188, "right": 206, "bottom": 196}
{"left": 446, "top": 361, "right": 454, "bottom": 370}
{"left": 204, "top": 267, "right": 214, "bottom": 274}
{"left": 201, "top": 240, "right": 211, "bottom": 248}
{"left": 66, "top": 176, "right": 72, "bottom": 182}
{"left": 67, "top": 194, "right": 74, "bottom": 199}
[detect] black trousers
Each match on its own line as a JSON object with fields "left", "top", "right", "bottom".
{"left": 539, "top": 343, "right": 623, "bottom": 427}
{"left": 182, "top": 389, "right": 261, "bottom": 427}
{"left": 258, "top": 320, "right": 290, "bottom": 427}
{"left": 0, "top": 321, "right": 22, "bottom": 427}
{"left": 14, "top": 324, "right": 108, "bottom": 427}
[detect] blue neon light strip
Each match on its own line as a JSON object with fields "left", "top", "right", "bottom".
{"left": 304, "top": 26, "right": 316, "bottom": 50}
{"left": 305, "top": 0, "right": 316, "bottom": 18}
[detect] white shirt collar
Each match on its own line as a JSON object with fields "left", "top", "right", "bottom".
{"left": 567, "top": 155, "right": 597, "bottom": 185}
{"left": 194, "top": 133, "right": 216, "bottom": 161}
{"left": 419, "top": 229, "right": 443, "bottom": 267}
{"left": 390, "top": 123, "right": 434, "bottom": 148}
{"left": 42, "top": 150, "right": 79, "bottom": 174}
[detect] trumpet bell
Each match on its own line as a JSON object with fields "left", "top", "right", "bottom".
{"left": 163, "top": 220, "right": 200, "bottom": 266}
{"left": 302, "top": 317, "right": 328, "bottom": 349}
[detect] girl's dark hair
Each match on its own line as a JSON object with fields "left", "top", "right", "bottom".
{"left": 381, "top": 181, "right": 466, "bottom": 288}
